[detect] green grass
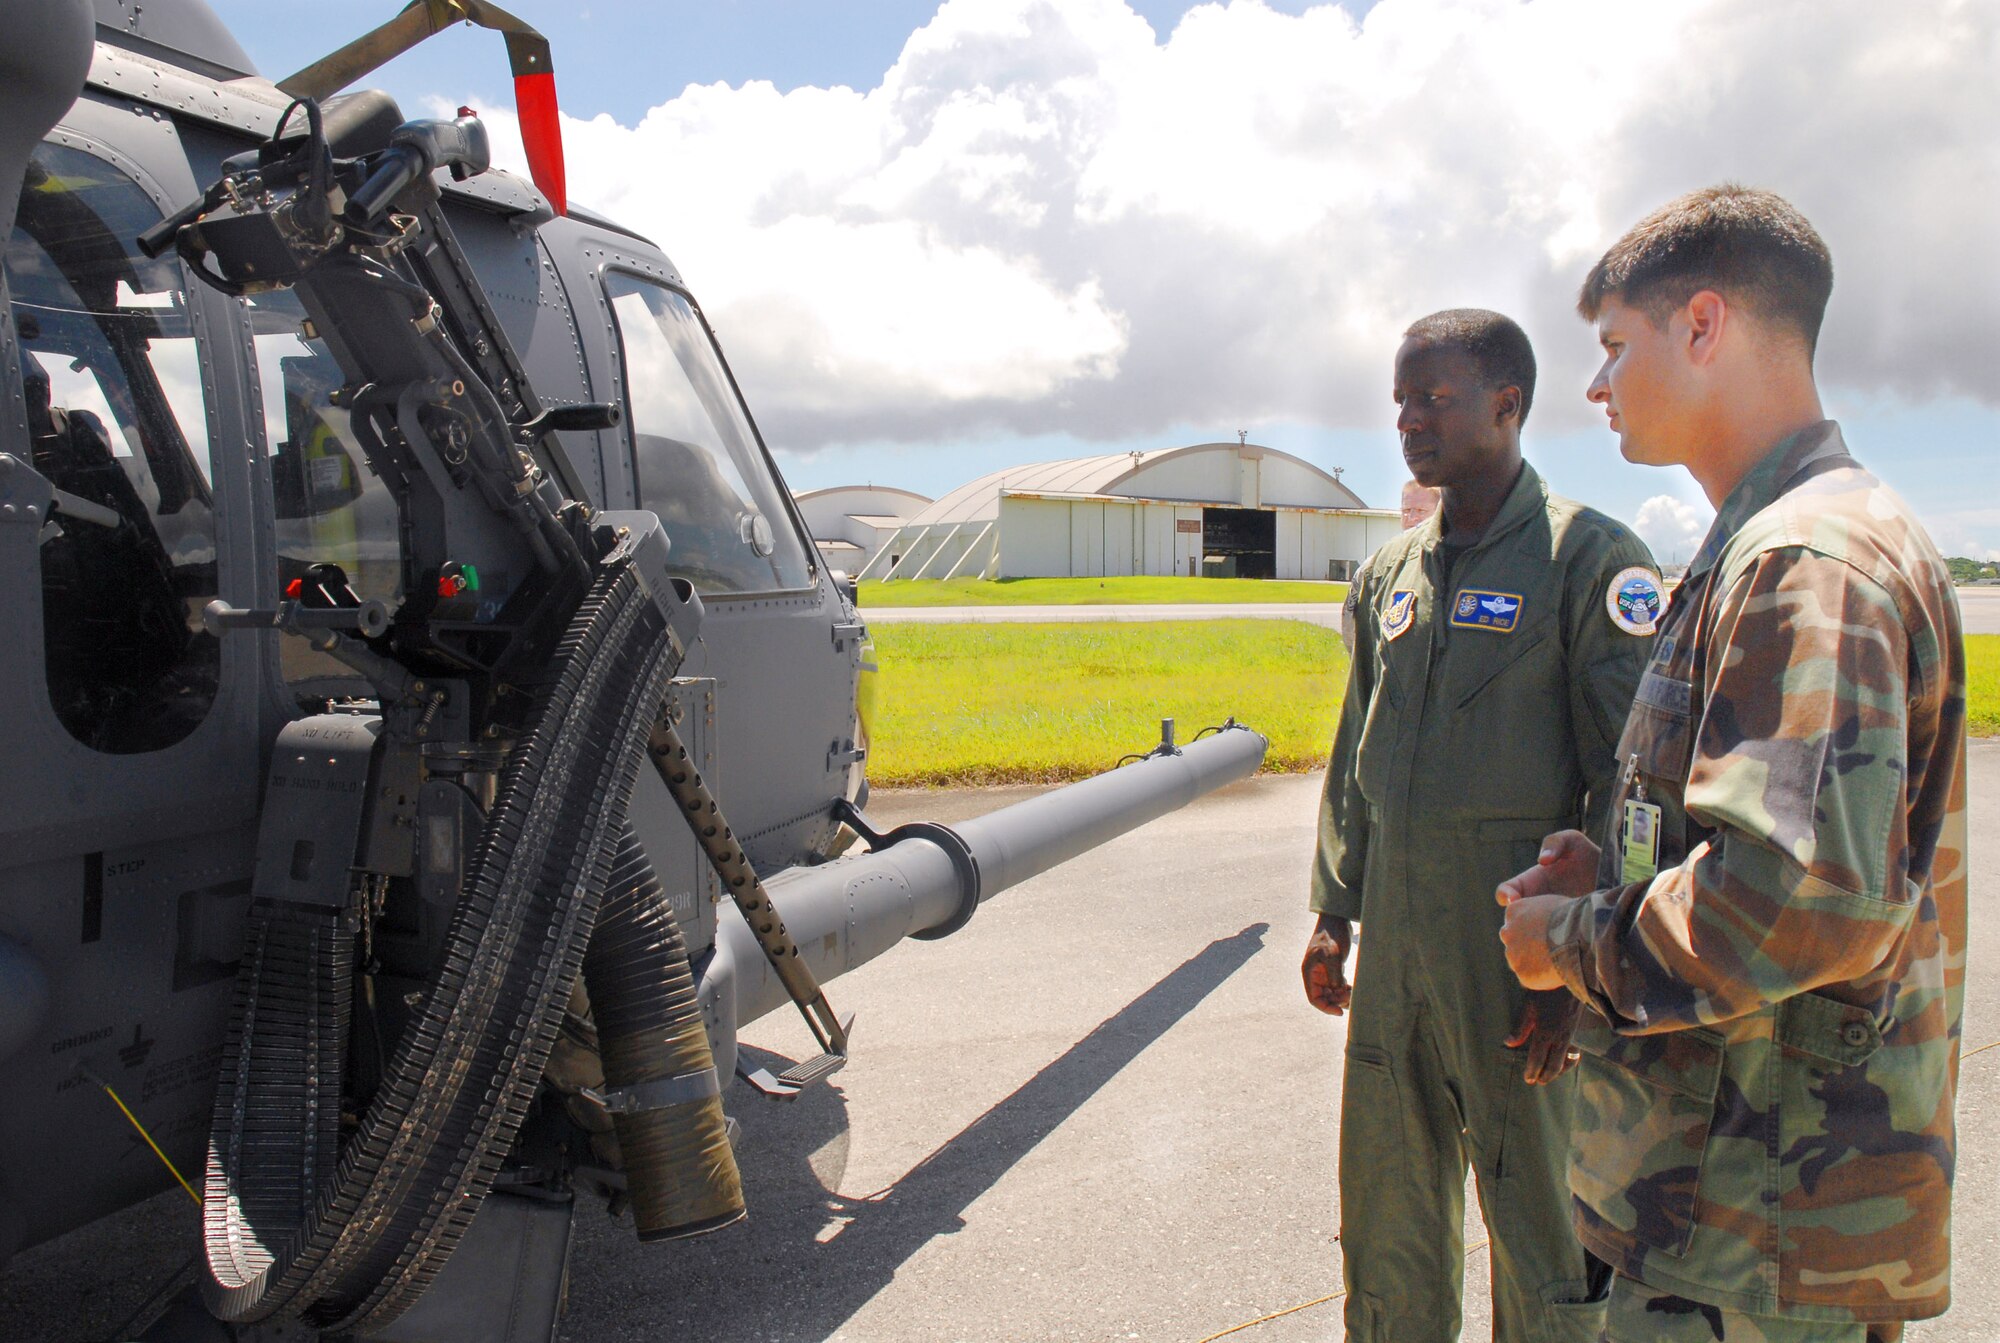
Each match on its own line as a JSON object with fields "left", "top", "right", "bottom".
{"left": 1969, "top": 635, "right": 1999, "bottom": 738}
{"left": 864, "top": 627, "right": 2000, "bottom": 789}
{"left": 865, "top": 619, "right": 1347, "bottom": 786}
{"left": 858, "top": 575, "right": 1347, "bottom": 607}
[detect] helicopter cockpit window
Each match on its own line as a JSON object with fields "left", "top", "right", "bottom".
{"left": 7, "top": 143, "right": 220, "bottom": 753}
{"left": 602, "top": 273, "right": 810, "bottom": 594}
{"left": 244, "top": 288, "right": 403, "bottom": 701}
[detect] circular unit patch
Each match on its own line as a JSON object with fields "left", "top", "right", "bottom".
{"left": 1607, "top": 566, "right": 1665, "bottom": 635}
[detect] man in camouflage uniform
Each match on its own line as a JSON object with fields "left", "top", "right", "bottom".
{"left": 1499, "top": 186, "right": 1967, "bottom": 1343}
{"left": 1305, "top": 309, "right": 1659, "bottom": 1340}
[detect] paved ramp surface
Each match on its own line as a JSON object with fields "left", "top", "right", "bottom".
{"left": 1958, "top": 586, "right": 2000, "bottom": 635}
{"left": 6, "top": 757, "right": 1996, "bottom": 1341}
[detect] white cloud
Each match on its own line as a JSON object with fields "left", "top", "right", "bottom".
{"left": 1633, "top": 494, "right": 1713, "bottom": 567}
{"left": 466, "top": 0, "right": 1999, "bottom": 456}
{"left": 1925, "top": 508, "right": 2000, "bottom": 563}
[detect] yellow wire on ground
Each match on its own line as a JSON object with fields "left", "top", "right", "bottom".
{"left": 1195, "top": 1238, "right": 1491, "bottom": 1342}
{"left": 82, "top": 1067, "right": 201, "bottom": 1207}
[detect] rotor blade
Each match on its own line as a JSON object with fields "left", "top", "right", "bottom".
{"left": 280, "top": 0, "right": 570, "bottom": 217}
{"left": 277, "top": 0, "right": 465, "bottom": 102}
{"left": 493, "top": 17, "right": 568, "bottom": 215}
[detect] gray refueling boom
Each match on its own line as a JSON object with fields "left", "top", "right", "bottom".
{"left": 707, "top": 724, "right": 1268, "bottom": 1088}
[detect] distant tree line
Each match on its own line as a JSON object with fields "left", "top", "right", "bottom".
{"left": 1947, "top": 556, "right": 2000, "bottom": 583}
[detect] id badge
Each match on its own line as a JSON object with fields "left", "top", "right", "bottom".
{"left": 1621, "top": 799, "right": 1662, "bottom": 883}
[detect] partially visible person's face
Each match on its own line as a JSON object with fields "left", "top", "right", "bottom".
{"left": 1586, "top": 297, "right": 1696, "bottom": 466}
{"left": 1400, "top": 482, "right": 1440, "bottom": 529}
{"left": 1392, "top": 340, "right": 1516, "bottom": 490}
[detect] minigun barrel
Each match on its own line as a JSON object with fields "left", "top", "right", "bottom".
{"left": 698, "top": 725, "right": 1267, "bottom": 1079}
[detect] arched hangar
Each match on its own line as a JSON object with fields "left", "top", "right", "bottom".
{"left": 860, "top": 441, "right": 1399, "bottom": 582}
{"left": 795, "top": 484, "right": 932, "bottom": 575}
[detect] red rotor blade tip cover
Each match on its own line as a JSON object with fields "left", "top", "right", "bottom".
{"left": 513, "top": 72, "right": 567, "bottom": 216}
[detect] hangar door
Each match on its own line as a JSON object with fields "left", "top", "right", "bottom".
{"left": 1203, "top": 507, "right": 1276, "bottom": 579}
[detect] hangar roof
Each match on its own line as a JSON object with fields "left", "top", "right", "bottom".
{"left": 900, "top": 442, "right": 1366, "bottom": 529}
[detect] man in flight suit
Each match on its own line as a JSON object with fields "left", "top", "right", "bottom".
{"left": 1499, "top": 187, "right": 1966, "bottom": 1342}
{"left": 1341, "top": 481, "right": 1441, "bottom": 654}
{"left": 1303, "top": 309, "right": 1661, "bottom": 1340}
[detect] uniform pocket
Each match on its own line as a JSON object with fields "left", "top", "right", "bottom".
{"left": 1628, "top": 670, "right": 1696, "bottom": 784}
{"left": 1539, "top": 1263, "right": 1612, "bottom": 1343}
{"left": 1568, "top": 1015, "right": 1724, "bottom": 1257}
{"left": 1448, "top": 628, "right": 1571, "bottom": 818}
{"left": 1353, "top": 674, "right": 1404, "bottom": 809}
{"left": 1774, "top": 991, "right": 1903, "bottom": 1306}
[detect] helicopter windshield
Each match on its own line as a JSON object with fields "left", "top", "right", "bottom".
{"left": 602, "top": 273, "right": 811, "bottom": 595}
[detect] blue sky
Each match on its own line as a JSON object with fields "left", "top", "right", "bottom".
{"left": 211, "top": 0, "right": 1363, "bottom": 121}
{"left": 208, "top": 0, "right": 1996, "bottom": 562}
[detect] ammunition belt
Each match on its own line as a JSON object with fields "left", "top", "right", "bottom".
{"left": 205, "top": 559, "right": 683, "bottom": 1332}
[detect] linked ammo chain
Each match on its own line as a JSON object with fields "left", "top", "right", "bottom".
{"left": 644, "top": 713, "right": 850, "bottom": 1060}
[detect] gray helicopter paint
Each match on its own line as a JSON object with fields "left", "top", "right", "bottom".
{"left": 91, "top": 0, "right": 256, "bottom": 79}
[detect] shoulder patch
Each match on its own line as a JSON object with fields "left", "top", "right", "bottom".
{"left": 1449, "top": 589, "right": 1523, "bottom": 633}
{"left": 1607, "top": 566, "right": 1665, "bottom": 635}
{"left": 1381, "top": 590, "right": 1417, "bottom": 642}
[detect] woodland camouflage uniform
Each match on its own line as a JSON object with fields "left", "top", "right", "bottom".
{"left": 1314, "top": 461, "right": 1657, "bottom": 1341}
{"left": 1548, "top": 422, "right": 1968, "bottom": 1335}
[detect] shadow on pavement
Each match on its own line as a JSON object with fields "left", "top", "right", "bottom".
{"left": 564, "top": 922, "right": 1269, "bottom": 1342}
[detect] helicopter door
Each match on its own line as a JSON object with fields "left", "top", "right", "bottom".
{"left": 0, "top": 111, "right": 263, "bottom": 1252}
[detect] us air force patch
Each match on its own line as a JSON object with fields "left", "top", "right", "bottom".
{"left": 1607, "top": 566, "right": 1665, "bottom": 635}
{"left": 1381, "top": 590, "right": 1417, "bottom": 642}
{"left": 1448, "top": 589, "right": 1523, "bottom": 633}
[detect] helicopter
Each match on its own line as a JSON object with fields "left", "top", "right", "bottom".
{"left": 0, "top": 1, "right": 1267, "bottom": 1339}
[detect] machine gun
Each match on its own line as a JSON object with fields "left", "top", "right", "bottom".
{"left": 140, "top": 93, "right": 743, "bottom": 1333}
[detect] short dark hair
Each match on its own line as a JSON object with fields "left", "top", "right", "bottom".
{"left": 1576, "top": 185, "right": 1833, "bottom": 355}
{"left": 1402, "top": 308, "right": 1537, "bottom": 428}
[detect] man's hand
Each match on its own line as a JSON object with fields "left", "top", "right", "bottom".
{"left": 1506, "top": 989, "right": 1581, "bottom": 1084}
{"left": 1497, "top": 893, "right": 1566, "bottom": 991}
{"left": 1496, "top": 829, "right": 1602, "bottom": 904}
{"left": 1302, "top": 913, "right": 1353, "bottom": 1015}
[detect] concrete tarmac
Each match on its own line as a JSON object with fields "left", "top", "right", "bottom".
{"left": 1958, "top": 586, "right": 2000, "bottom": 636}
{"left": 5, "top": 753, "right": 1995, "bottom": 1341}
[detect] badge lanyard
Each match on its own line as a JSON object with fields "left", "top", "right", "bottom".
{"left": 1620, "top": 751, "right": 1662, "bottom": 884}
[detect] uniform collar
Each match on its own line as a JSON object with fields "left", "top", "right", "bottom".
{"left": 1424, "top": 459, "right": 1545, "bottom": 557}
{"left": 1686, "top": 420, "right": 1847, "bottom": 579}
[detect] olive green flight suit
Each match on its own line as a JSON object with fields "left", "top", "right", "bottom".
{"left": 1312, "top": 463, "right": 1657, "bottom": 1341}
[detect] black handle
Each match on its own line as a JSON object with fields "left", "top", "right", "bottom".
{"left": 137, "top": 196, "right": 207, "bottom": 259}
{"left": 541, "top": 403, "right": 622, "bottom": 432}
